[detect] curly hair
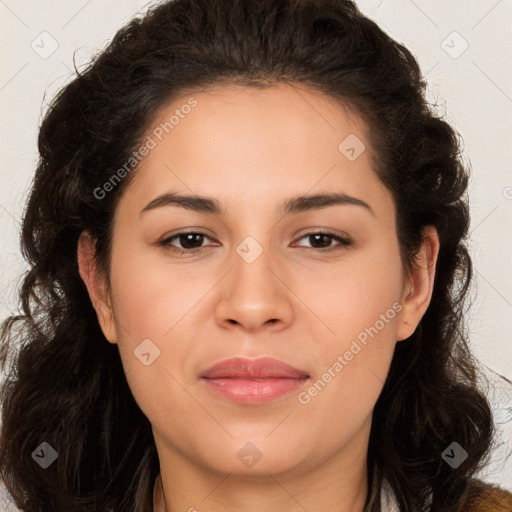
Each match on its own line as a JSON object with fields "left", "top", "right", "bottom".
{"left": 0, "top": 0, "right": 496, "bottom": 510}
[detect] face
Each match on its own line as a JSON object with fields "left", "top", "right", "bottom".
{"left": 79, "top": 82, "right": 438, "bottom": 480}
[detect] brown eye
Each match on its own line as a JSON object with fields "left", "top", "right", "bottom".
{"left": 159, "top": 231, "right": 215, "bottom": 253}
{"left": 293, "top": 232, "right": 352, "bottom": 252}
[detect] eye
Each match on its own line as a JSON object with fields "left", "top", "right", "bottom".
{"left": 292, "top": 231, "right": 353, "bottom": 253}
{"left": 158, "top": 230, "right": 352, "bottom": 255}
{"left": 158, "top": 231, "right": 216, "bottom": 254}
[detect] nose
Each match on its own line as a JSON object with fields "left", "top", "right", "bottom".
{"left": 213, "top": 244, "right": 294, "bottom": 333}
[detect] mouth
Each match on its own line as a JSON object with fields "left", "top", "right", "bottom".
{"left": 200, "top": 356, "right": 310, "bottom": 405}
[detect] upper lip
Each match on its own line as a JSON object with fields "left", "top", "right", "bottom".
{"left": 201, "top": 357, "right": 310, "bottom": 379}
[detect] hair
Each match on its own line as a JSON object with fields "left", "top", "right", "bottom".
{"left": 0, "top": 0, "right": 498, "bottom": 511}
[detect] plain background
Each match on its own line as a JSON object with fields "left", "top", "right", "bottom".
{"left": 0, "top": 0, "right": 511, "bottom": 497}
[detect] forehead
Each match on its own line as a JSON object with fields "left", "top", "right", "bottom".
{"left": 142, "top": 82, "right": 371, "bottom": 171}
{"left": 118, "top": 82, "right": 393, "bottom": 221}
{"left": 161, "top": 82, "right": 368, "bottom": 151}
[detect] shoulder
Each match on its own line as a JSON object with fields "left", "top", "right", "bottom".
{"left": 456, "top": 478, "right": 512, "bottom": 512}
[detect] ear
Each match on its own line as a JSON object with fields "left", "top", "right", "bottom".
{"left": 396, "top": 226, "right": 440, "bottom": 342}
{"left": 77, "top": 231, "right": 118, "bottom": 344}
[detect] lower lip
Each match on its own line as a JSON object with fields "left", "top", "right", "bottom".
{"left": 202, "top": 377, "right": 309, "bottom": 404}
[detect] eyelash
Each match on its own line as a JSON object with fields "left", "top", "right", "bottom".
{"left": 158, "top": 230, "right": 353, "bottom": 255}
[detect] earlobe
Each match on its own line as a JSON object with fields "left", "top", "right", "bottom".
{"left": 77, "top": 231, "right": 118, "bottom": 344}
{"left": 396, "top": 226, "right": 440, "bottom": 342}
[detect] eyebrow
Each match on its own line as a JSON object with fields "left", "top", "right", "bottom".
{"left": 139, "top": 191, "right": 374, "bottom": 217}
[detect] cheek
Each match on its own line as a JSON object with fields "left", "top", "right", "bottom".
{"left": 108, "top": 247, "right": 209, "bottom": 340}
{"left": 295, "top": 280, "right": 401, "bottom": 447}
{"left": 293, "top": 248, "right": 402, "bottom": 410}
{"left": 296, "top": 246, "right": 404, "bottom": 349}
{"left": 105, "top": 251, "right": 192, "bottom": 410}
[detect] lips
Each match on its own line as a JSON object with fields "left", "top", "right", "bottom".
{"left": 201, "top": 357, "right": 310, "bottom": 379}
{"left": 201, "top": 357, "right": 310, "bottom": 404}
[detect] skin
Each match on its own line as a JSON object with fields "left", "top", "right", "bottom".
{"left": 78, "top": 82, "right": 439, "bottom": 512}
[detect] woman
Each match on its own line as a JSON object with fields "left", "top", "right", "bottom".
{"left": 1, "top": 0, "right": 511, "bottom": 510}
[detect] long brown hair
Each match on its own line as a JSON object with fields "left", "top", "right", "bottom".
{"left": 1, "top": 1, "right": 494, "bottom": 510}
